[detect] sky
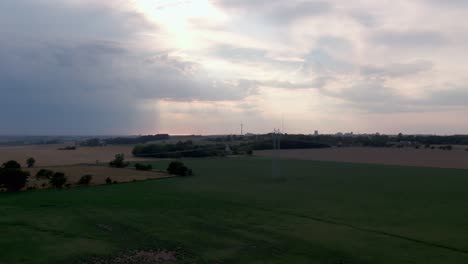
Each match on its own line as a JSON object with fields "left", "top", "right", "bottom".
{"left": 1, "top": 0, "right": 468, "bottom": 135}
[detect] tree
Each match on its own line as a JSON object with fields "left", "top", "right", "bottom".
{"left": 109, "top": 153, "right": 128, "bottom": 168}
{"left": 26, "top": 157, "right": 36, "bottom": 168}
{"left": 105, "top": 177, "right": 112, "bottom": 184}
{"left": 135, "top": 163, "right": 152, "bottom": 171}
{"left": 167, "top": 161, "right": 192, "bottom": 176}
{"left": 2, "top": 160, "right": 21, "bottom": 169}
{"left": 50, "top": 172, "right": 67, "bottom": 188}
{"left": 0, "top": 160, "right": 29, "bottom": 192}
{"left": 36, "top": 169, "right": 54, "bottom": 179}
{"left": 78, "top": 174, "right": 92, "bottom": 185}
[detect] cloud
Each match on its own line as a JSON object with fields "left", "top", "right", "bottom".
{"left": 3, "top": 0, "right": 468, "bottom": 134}
{"left": 360, "top": 60, "right": 433, "bottom": 78}
{"left": 213, "top": 0, "right": 331, "bottom": 23}
{"left": 0, "top": 0, "right": 257, "bottom": 134}
{"left": 371, "top": 30, "right": 446, "bottom": 49}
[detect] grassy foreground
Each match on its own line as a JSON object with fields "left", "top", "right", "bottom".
{"left": 1, "top": 157, "right": 468, "bottom": 263}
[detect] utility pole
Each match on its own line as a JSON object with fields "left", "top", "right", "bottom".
{"left": 272, "top": 129, "right": 282, "bottom": 180}
{"left": 282, "top": 113, "right": 284, "bottom": 134}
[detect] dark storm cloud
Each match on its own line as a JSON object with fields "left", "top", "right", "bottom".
{"left": 0, "top": 0, "right": 256, "bottom": 134}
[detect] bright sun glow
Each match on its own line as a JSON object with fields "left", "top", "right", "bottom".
{"left": 135, "top": 0, "right": 227, "bottom": 49}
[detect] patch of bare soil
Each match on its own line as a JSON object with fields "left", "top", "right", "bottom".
{"left": 256, "top": 147, "right": 468, "bottom": 169}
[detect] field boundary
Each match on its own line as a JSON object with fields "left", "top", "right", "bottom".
{"left": 217, "top": 199, "right": 468, "bottom": 255}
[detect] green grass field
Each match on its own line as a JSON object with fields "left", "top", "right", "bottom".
{"left": 1, "top": 157, "right": 468, "bottom": 263}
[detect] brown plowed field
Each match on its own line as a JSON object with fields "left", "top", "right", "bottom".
{"left": 26, "top": 165, "right": 171, "bottom": 188}
{"left": 256, "top": 147, "right": 468, "bottom": 169}
{"left": 0, "top": 144, "right": 150, "bottom": 167}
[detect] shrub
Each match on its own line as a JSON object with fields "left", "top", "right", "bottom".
{"left": 167, "top": 161, "right": 193, "bottom": 176}
{"left": 36, "top": 169, "right": 54, "bottom": 179}
{"left": 135, "top": 163, "right": 152, "bottom": 171}
{"left": 105, "top": 177, "right": 112, "bottom": 184}
{"left": 2, "top": 160, "right": 21, "bottom": 169}
{"left": 109, "top": 153, "right": 128, "bottom": 168}
{"left": 78, "top": 174, "right": 93, "bottom": 185}
{"left": 439, "top": 145, "right": 453, "bottom": 151}
{"left": 247, "top": 149, "right": 253, "bottom": 155}
{"left": 50, "top": 172, "right": 67, "bottom": 188}
{"left": 26, "top": 157, "right": 36, "bottom": 168}
{"left": 0, "top": 161, "right": 30, "bottom": 192}
{"left": 58, "top": 146, "right": 76, "bottom": 150}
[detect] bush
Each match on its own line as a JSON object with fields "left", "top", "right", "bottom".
{"left": 135, "top": 163, "right": 152, "bottom": 171}
{"left": 2, "top": 160, "right": 21, "bottom": 169}
{"left": 439, "top": 145, "right": 453, "bottom": 151}
{"left": 36, "top": 169, "right": 54, "bottom": 179}
{"left": 50, "top": 172, "right": 67, "bottom": 188}
{"left": 109, "top": 153, "right": 128, "bottom": 168}
{"left": 0, "top": 161, "right": 30, "bottom": 192}
{"left": 58, "top": 146, "right": 76, "bottom": 150}
{"left": 78, "top": 174, "right": 93, "bottom": 185}
{"left": 167, "top": 161, "right": 193, "bottom": 176}
{"left": 26, "top": 157, "right": 36, "bottom": 168}
{"left": 105, "top": 177, "right": 112, "bottom": 184}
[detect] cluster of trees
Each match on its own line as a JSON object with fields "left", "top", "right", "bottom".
{"left": 133, "top": 141, "right": 226, "bottom": 158}
{"left": 34, "top": 169, "right": 67, "bottom": 188}
{"left": 0, "top": 161, "right": 30, "bottom": 192}
{"left": 79, "top": 134, "right": 170, "bottom": 147}
{"left": 167, "top": 161, "right": 193, "bottom": 176}
{"left": 105, "top": 134, "right": 170, "bottom": 145}
{"left": 135, "top": 163, "right": 152, "bottom": 171}
{"left": 209, "top": 133, "right": 468, "bottom": 148}
{"left": 0, "top": 158, "right": 75, "bottom": 192}
{"left": 58, "top": 146, "right": 76, "bottom": 150}
{"left": 80, "top": 138, "right": 103, "bottom": 147}
{"left": 109, "top": 154, "right": 129, "bottom": 168}
{"left": 438, "top": 145, "right": 453, "bottom": 151}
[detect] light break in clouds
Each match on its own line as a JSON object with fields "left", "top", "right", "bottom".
{"left": 1, "top": 0, "right": 468, "bottom": 135}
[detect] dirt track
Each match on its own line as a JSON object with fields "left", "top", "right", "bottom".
{"left": 256, "top": 147, "right": 468, "bottom": 169}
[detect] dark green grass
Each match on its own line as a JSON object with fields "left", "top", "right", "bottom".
{"left": 1, "top": 157, "right": 468, "bottom": 263}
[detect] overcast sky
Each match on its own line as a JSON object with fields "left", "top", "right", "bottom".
{"left": 1, "top": 0, "right": 468, "bottom": 135}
